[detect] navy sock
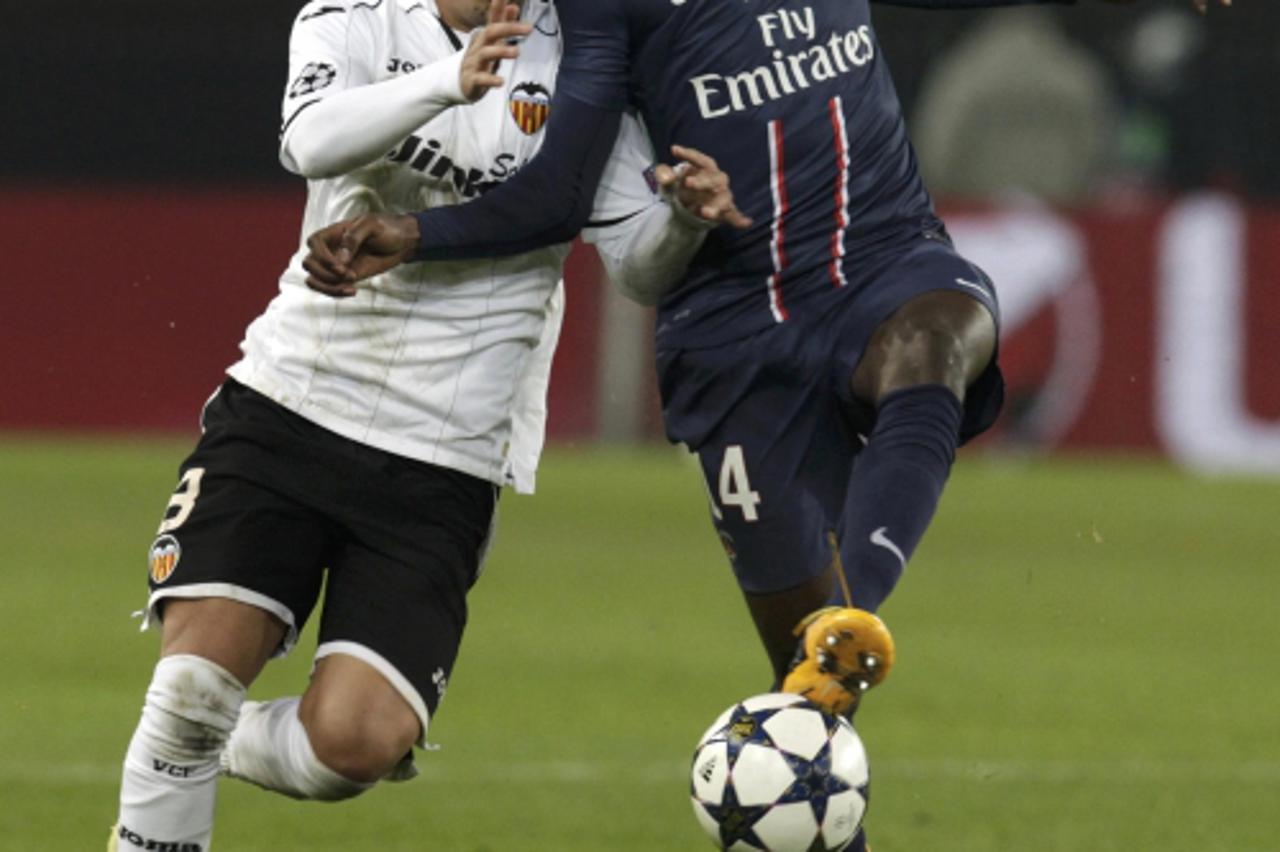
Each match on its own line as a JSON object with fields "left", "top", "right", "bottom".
{"left": 833, "top": 384, "right": 964, "bottom": 611}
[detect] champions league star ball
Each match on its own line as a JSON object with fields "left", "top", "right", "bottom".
{"left": 689, "top": 693, "right": 869, "bottom": 852}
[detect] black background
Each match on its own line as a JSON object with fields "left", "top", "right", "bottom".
{"left": 3, "top": 1, "right": 1274, "bottom": 194}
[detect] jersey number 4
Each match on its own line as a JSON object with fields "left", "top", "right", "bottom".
{"left": 709, "top": 445, "right": 761, "bottom": 523}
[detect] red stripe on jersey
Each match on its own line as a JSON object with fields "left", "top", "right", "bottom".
{"left": 828, "top": 96, "right": 851, "bottom": 287}
{"left": 766, "top": 119, "right": 790, "bottom": 323}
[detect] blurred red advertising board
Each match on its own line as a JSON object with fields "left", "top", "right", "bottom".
{"left": 2, "top": 187, "right": 1277, "bottom": 473}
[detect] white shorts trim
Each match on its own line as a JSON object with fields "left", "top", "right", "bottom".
{"left": 314, "top": 640, "right": 431, "bottom": 747}
{"left": 141, "top": 583, "right": 300, "bottom": 656}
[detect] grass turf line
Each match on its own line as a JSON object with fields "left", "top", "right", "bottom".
{"left": 0, "top": 437, "right": 1277, "bottom": 850}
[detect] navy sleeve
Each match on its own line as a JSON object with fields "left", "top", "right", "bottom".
{"left": 872, "top": 0, "right": 1072, "bottom": 7}
{"left": 409, "top": 0, "right": 630, "bottom": 261}
{"left": 411, "top": 91, "right": 620, "bottom": 261}
{"left": 552, "top": 0, "right": 631, "bottom": 111}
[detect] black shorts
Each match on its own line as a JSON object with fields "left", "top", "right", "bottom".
{"left": 144, "top": 379, "right": 498, "bottom": 734}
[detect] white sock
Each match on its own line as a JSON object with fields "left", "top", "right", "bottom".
{"left": 220, "top": 697, "right": 373, "bottom": 801}
{"left": 115, "top": 655, "right": 245, "bottom": 851}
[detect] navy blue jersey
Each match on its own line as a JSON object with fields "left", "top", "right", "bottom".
{"left": 566, "top": 0, "right": 943, "bottom": 347}
{"left": 412, "top": 0, "right": 1071, "bottom": 348}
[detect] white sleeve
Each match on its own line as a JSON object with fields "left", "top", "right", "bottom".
{"left": 582, "top": 116, "right": 715, "bottom": 307}
{"left": 279, "top": 2, "right": 467, "bottom": 179}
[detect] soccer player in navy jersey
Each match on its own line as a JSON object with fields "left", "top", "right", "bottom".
{"left": 304, "top": 0, "right": 1230, "bottom": 746}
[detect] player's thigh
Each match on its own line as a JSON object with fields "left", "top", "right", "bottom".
{"left": 659, "top": 336, "right": 858, "bottom": 592}
{"left": 298, "top": 652, "right": 421, "bottom": 780}
{"left": 852, "top": 290, "right": 997, "bottom": 402}
{"left": 144, "top": 460, "right": 334, "bottom": 680}
{"left": 695, "top": 433, "right": 849, "bottom": 590}
{"left": 316, "top": 459, "right": 498, "bottom": 745}
{"left": 836, "top": 239, "right": 1005, "bottom": 440}
{"left": 694, "top": 410, "right": 860, "bottom": 678}
{"left": 160, "top": 599, "right": 287, "bottom": 687}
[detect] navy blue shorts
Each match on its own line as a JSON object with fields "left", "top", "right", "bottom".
{"left": 657, "top": 237, "right": 1004, "bottom": 594}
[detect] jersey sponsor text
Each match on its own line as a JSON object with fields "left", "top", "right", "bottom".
{"left": 689, "top": 11, "right": 874, "bottom": 119}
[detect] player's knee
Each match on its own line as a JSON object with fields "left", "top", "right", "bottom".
{"left": 862, "top": 297, "right": 995, "bottom": 399}
{"left": 304, "top": 699, "right": 419, "bottom": 784}
{"left": 864, "top": 324, "right": 964, "bottom": 398}
{"left": 133, "top": 654, "right": 246, "bottom": 773}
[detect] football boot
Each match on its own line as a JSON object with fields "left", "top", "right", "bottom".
{"left": 780, "top": 606, "right": 895, "bottom": 718}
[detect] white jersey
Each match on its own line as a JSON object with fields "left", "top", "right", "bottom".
{"left": 228, "top": 0, "right": 653, "bottom": 493}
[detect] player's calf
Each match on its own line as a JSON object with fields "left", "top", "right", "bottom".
{"left": 299, "top": 655, "right": 423, "bottom": 783}
{"left": 781, "top": 607, "right": 895, "bottom": 718}
{"left": 852, "top": 289, "right": 996, "bottom": 404}
{"left": 301, "top": 699, "right": 417, "bottom": 786}
{"left": 221, "top": 654, "right": 421, "bottom": 799}
{"left": 221, "top": 698, "right": 374, "bottom": 801}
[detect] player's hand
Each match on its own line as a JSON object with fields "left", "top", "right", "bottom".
{"left": 459, "top": 1, "right": 531, "bottom": 102}
{"left": 655, "top": 145, "right": 754, "bottom": 230}
{"left": 303, "top": 213, "right": 421, "bottom": 297}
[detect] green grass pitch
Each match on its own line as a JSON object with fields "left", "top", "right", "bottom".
{"left": 1, "top": 436, "right": 1278, "bottom": 850}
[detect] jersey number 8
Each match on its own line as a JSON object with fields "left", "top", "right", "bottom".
{"left": 157, "top": 468, "right": 205, "bottom": 535}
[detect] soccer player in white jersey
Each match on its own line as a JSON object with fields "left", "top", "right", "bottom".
{"left": 108, "top": 1, "right": 747, "bottom": 849}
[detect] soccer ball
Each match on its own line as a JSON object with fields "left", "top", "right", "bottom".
{"left": 689, "top": 693, "right": 869, "bottom": 851}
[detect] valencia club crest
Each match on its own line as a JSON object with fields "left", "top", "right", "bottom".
{"left": 148, "top": 534, "right": 182, "bottom": 584}
{"left": 509, "top": 82, "right": 551, "bottom": 135}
